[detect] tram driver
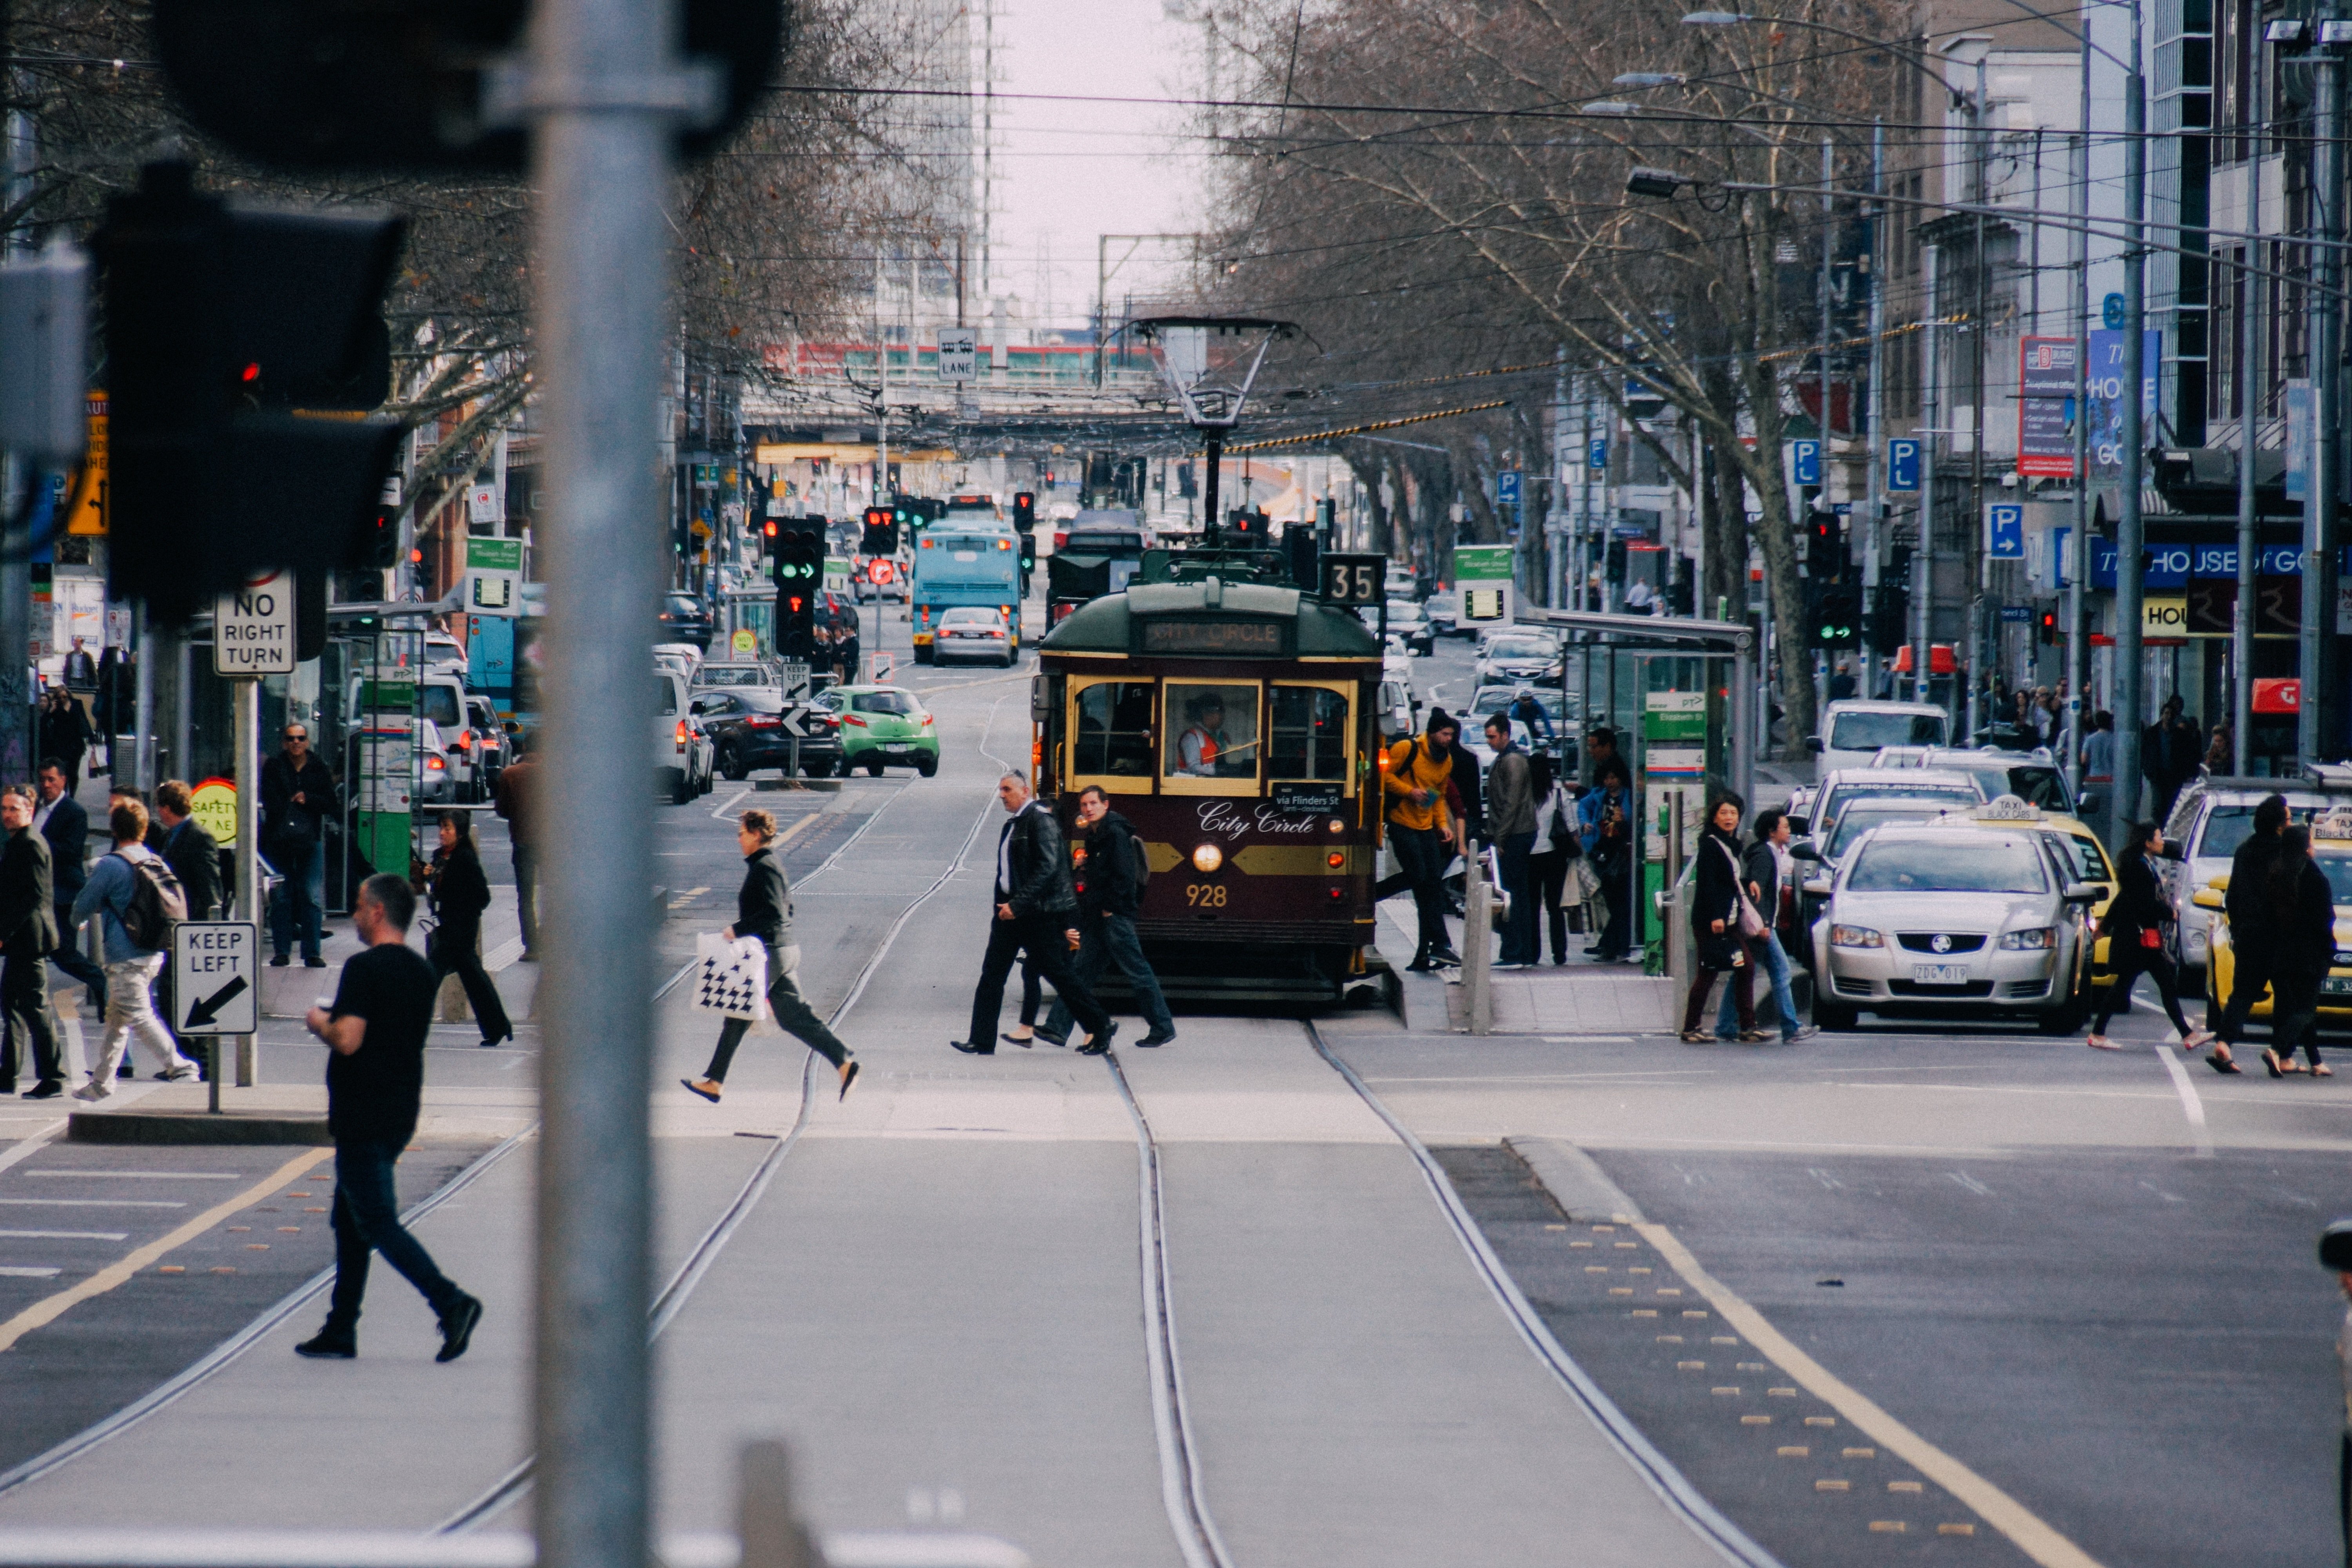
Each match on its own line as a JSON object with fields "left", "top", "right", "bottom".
{"left": 1178, "top": 692, "right": 1233, "bottom": 777}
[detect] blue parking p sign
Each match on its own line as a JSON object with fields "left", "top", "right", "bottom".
{"left": 1588, "top": 438, "right": 1609, "bottom": 472}
{"left": 1987, "top": 503, "right": 2025, "bottom": 560}
{"left": 1887, "top": 438, "right": 1921, "bottom": 492}
{"left": 1496, "top": 470, "right": 1522, "bottom": 508}
{"left": 1791, "top": 439, "right": 1821, "bottom": 485}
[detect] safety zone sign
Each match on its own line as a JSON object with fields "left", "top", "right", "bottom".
{"left": 172, "top": 921, "right": 258, "bottom": 1036}
{"left": 214, "top": 570, "right": 297, "bottom": 675}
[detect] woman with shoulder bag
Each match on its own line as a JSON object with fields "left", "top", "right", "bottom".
{"left": 2085, "top": 820, "right": 2210, "bottom": 1053}
{"left": 1682, "top": 795, "right": 1760, "bottom": 1042}
{"left": 683, "top": 808, "right": 859, "bottom": 1103}
{"left": 1525, "top": 755, "right": 1581, "bottom": 966}
{"left": 425, "top": 811, "right": 514, "bottom": 1048}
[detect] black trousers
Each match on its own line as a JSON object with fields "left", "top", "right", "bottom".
{"left": 2212, "top": 946, "right": 2277, "bottom": 1046}
{"left": 327, "top": 1138, "right": 465, "bottom": 1333}
{"left": 429, "top": 918, "right": 512, "bottom": 1042}
{"left": 2271, "top": 970, "right": 2328, "bottom": 1066}
{"left": 703, "top": 942, "right": 850, "bottom": 1081}
{"left": 2092, "top": 940, "right": 2194, "bottom": 1036}
{"left": 0, "top": 949, "right": 59, "bottom": 1087}
{"left": 967, "top": 910, "right": 1106, "bottom": 1046}
{"left": 1528, "top": 849, "right": 1572, "bottom": 963}
{"left": 1387, "top": 824, "right": 1452, "bottom": 960}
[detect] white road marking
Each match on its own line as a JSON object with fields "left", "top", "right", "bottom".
{"left": 0, "top": 1268, "right": 60, "bottom": 1279}
{"left": 0, "top": 1122, "right": 67, "bottom": 1179}
{"left": 0, "top": 1199, "right": 184, "bottom": 1209}
{"left": 1946, "top": 1171, "right": 1994, "bottom": 1196}
{"left": 22, "top": 1171, "right": 240, "bottom": 1181}
{"left": 710, "top": 786, "right": 752, "bottom": 820}
{"left": 0, "top": 1229, "right": 127, "bottom": 1241}
{"left": 2150, "top": 1040, "right": 2214, "bottom": 1158}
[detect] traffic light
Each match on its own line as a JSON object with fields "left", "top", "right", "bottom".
{"left": 861, "top": 505, "right": 899, "bottom": 556}
{"left": 1805, "top": 504, "right": 1844, "bottom": 580}
{"left": 1869, "top": 583, "right": 1910, "bottom": 650}
{"left": 150, "top": 0, "right": 785, "bottom": 173}
{"left": 2038, "top": 608, "right": 2062, "bottom": 646}
{"left": 1012, "top": 492, "right": 1036, "bottom": 531}
{"left": 99, "top": 161, "right": 405, "bottom": 618}
{"left": 1810, "top": 584, "right": 1862, "bottom": 649}
{"left": 770, "top": 518, "right": 821, "bottom": 648}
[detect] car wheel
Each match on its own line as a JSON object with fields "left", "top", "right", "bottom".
{"left": 1813, "top": 1000, "right": 1858, "bottom": 1031}
{"left": 2037, "top": 986, "right": 2091, "bottom": 1034}
{"left": 917, "top": 758, "right": 937, "bottom": 778}
{"left": 669, "top": 769, "right": 692, "bottom": 806}
{"left": 865, "top": 759, "right": 886, "bottom": 777}
{"left": 720, "top": 747, "right": 746, "bottom": 782}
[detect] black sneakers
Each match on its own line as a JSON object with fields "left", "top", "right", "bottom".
{"left": 295, "top": 1327, "right": 356, "bottom": 1359}
{"left": 437, "top": 1293, "right": 483, "bottom": 1363}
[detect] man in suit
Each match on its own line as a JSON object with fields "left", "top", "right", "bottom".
{"left": 154, "top": 780, "right": 223, "bottom": 1076}
{"left": 951, "top": 772, "right": 1113, "bottom": 1056}
{"left": 33, "top": 758, "right": 105, "bottom": 1018}
{"left": 0, "top": 785, "right": 61, "bottom": 1098}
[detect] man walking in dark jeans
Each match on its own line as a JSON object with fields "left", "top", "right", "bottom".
{"left": 296, "top": 873, "right": 481, "bottom": 1362}
{"left": 1040, "top": 785, "right": 1175, "bottom": 1049}
{"left": 0, "top": 787, "right": 62, "bottom": 1098}
{"left": 951, "top": 772, "right": 1114, "bottom": 1056}
{"left": 263, "top": 723, "right": 336, "bottom": 968}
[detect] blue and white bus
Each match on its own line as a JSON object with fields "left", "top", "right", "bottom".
{"left": 911, "top": 525, "right": 1023, "bottom": 664}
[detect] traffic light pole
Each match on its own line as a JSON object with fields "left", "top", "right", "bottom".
{"left": 232, "top": 676, "right": 258, "bottom": 1087}
{"left": 520, "top": 5, "right": 703, "bottom": 1568}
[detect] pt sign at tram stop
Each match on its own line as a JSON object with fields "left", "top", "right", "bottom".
{"left": 212, "top": 570, "right": 298, "bottom": 1089}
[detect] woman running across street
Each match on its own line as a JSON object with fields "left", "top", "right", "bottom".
{"left": 2086, "top": 821, "right": 2210, "bottom": 1052}
{"left": 682, "top": 808, "right": 858, "bottom": 1103}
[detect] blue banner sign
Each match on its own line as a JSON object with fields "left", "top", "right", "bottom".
{"left": 1887, "top": 438, "right": 1921, "bottom": 492}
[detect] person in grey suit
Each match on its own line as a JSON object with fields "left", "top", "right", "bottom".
{"left": 34, "top": 758, "right": 104, "bottom": 1017}
{"left": 0, "top": 786, "right": 62, "bottom": 1097}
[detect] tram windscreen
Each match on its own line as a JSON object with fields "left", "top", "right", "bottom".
{"left": 1073, "top": 681, "right": 1155, "bottom": 776}
{"left": 1269, "top": 686, "right": 1350, "bottom": 782}
{"left": 1164, "top": 683, "right": 1260, "bottom": 779}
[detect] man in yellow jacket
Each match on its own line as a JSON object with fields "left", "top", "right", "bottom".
{"left": 1381, "top": 710, "right": 1461, "bottom": 971}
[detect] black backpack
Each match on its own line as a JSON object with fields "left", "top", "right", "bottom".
{"left": 1127, "top": 824, "right": 1152, "bottom": 896}
{"left": 115, "top": 852, "right": 188, "bottom": 950}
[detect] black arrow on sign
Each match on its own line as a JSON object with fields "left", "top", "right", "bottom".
{"left": 183, "top": 974, "right": 249, "bottom": 1031}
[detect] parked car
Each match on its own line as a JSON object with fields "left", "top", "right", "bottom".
{"left": 694, "top": 687, "right": 841, "bottom": 780}
{"left": 659, "top": 592, "right": 714, "bottom": 649}
{"left": 816, "top": 685, "right": 939, "bottom": 777}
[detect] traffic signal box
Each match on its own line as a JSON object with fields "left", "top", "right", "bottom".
{"left": 98, "top": 161, "right": 405, "bottom": 619}
{"left": 1012, "top": 492, "right": 1036, "bottom": 531}
{"left": 861, "top": 505, "right": 899, "bottom": 557}
{"left": 770, "top": 517, "right": 823, "bottom": 646}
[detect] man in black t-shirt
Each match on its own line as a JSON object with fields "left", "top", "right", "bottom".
{"left": 295, "top": 873, "right": 481, "bottom": 1363}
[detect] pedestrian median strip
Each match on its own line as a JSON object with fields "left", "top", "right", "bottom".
{"left": 0, "top": 1150, "right": 319, "bottom": 1354}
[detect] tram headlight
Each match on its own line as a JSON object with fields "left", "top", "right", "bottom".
{"left": 1328, "top": 817, "right": 1345, "bottom": 833}
{"left": 1192, "top": 843, "right": 1224, "bottom": 873}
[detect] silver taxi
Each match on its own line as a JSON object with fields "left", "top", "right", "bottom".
{"left": 1806, "top": 799, "right": 2102, "bottom": 1032}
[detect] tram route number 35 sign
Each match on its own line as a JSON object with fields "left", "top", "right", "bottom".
{"left": 1321, "top": 553, "right": 1386, "bottom": 606}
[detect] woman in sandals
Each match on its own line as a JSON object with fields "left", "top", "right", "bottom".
{"left": 1680, "top": 795, "right": 1760, "bottom": 1043}
{"left": 2085, "top": 821, "right": 2211, "bottom": 1053}
{"left": 682, "top": 808, "right": 858, "bottom": 1103}
{"left": 2264, "top": 824, "right": 2336, "bottom": 1079}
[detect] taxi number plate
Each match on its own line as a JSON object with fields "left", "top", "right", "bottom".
{"left": 2325, "top": 976, "right": 2352, "bottom": 996}
{"left": 1912, "top": 964, "right": 1970, "bottom": 984}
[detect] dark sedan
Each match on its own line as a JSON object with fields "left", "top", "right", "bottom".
{"left": 691, "top": 687, "right": 841, "bottom": 779}
{"left": 659, "top": 592, "right": 714, "bottom": 649}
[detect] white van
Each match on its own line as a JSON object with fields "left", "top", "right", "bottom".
{"left": 1810, "top": 700, "right": 1951, "bottom": 779}
{"left": 655, "top": 666, "right": 715, "bottom": 804}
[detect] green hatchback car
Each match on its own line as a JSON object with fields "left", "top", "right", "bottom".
{"left": 820, "top": 684, "right": 940, "bottom": 777}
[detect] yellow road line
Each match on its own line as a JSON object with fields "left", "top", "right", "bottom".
{"left": 775, "top": 811, "right": 826, "bottom": 849}
{"left": 1636, "top": 1222, "right": 2106, "bottom": 1568}
{"left": 0, "top": 1150, "right": 323, "bottom": 1354}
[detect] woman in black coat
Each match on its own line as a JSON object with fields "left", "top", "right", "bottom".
{"left": 2086, "top": 821, "right": 2207, "bottom": 1051}
{"left": 2264, "top": 824, "right": 2336, "bottom": 1077}
{"left": 682, "top": 808, "right": 858, "bottom": 1103}
{"left": 426, "top": 811, "right": 514, "bottom": 1048}
{"left": 1681, "top": 795, "right": 1759, "bottom": 1042}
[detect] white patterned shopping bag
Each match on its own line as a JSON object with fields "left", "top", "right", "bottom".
{"left": 694, "top": 932, "right": 769, "bottom": 1020}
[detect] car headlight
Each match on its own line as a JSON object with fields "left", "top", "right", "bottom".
{"left": 1829, "top": 924, "right": 1882, "bottom": 949}
{"left": 2334, "top": 949, "right": 2352, "bottom": 967}
{"left": 1999, "top": 927, "right": 2058, "bottom": 950}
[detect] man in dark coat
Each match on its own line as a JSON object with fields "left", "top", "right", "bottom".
{"left": 492, "top": 739, "right": 538, "bottom": 958}
{"left": 37, "top": 692, "right": 91, "bottom": 792}
{"left": 952, "top": 772, "right": 1112, "bottom": 1056}
{"left": 2142, "top": 695, "right": 2202, "bottom": 822}
{"left": 33, "top": 758, "right": 103, "bottom": 1016}
{"left": 262, "top": 722, "right": 337, "bottom": 967}
{"left": 1039, "top": 785, "right": 1175, "bottom": 1048}
{"left": 0, "top": 785, "right": 62, "bottom": 1097}
{"left": 2205, "top": 791, "right": 2290, "bottom": 1072}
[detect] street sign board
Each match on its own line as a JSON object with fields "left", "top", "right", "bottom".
{"left": 777, "top": 660, "right": 810, "bottom": 698}
{"left": 730, "top": 628, "right": 757, "bottom": 657}
{"left": 1588, "top": 438, "right": 1609, "bottom": 472}
{"left": 1495, "top": 470, "right": 1522, "bottom": 509}
{"left": 1987, "top": 503, "right": 2024, "bottom": 560}
{"left": 1790, "top": 440, "right": 1821, "bottom": 486}
{"left": 1887, "top": 438, "right": 1921, "bottom": 492}
{"left": 189, "top": 776, "right": 238, "bottom": 849}
{"left": 466, "top": 480, "right": 504, "bottom": 526}
{"left": 937, "top": 328, "right": 978, "bottom": 382}
{"left": 213, "top": 569, "right": 296, "bottom": 675}
{"left": 171, "top": 921, "right": 257, "bottom": 1036}
{"left": 465, "top": 537, "right": 522, "bottom": 617}
{"left": 2102, "top": 291, "right": 2127, "bottom": 330}
{"left": 1454, "top": 543, "right": 1514, "bottom": 626}
{"left": 2000, "top": 605, "right": 2033, "bottom": 623}
{"left": 777, "top": 704, "right": 813, "bottom": 738}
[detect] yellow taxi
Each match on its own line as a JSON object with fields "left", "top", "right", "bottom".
{"left": 2199, "top": 812, "right": 2352, "bottom": 1020}
{"left": 1934, "top": 797, "right": 2121, "bottom": 1000}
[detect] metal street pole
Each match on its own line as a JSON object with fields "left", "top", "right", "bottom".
{"left": 1862, "top": 120, "right": 1887, "bottom": 699}
{"left": 2063, "top": 43, "right": 2091, "bottom": 795}
{"left": 521, "top": 0, "right": 698, "bottom": 1564}
{"left": 2302, "top": 45, "right": 2343, "bottom": 767}
{"left": 1968, "top": 50, "right": 1990, "bottom": 745}
{"left": 2235, "top": 148, "right": 2261, "bottom": 775}
{"left": 1915, "top": 243, "right": 1940, "bottom": 703}
{"left": 232, "top": 678, "right": 258, "bottom": 1086}
{"left": 2114, "top": 8, "right": 2149, "bottom": 824}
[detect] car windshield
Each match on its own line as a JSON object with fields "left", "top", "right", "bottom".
{"left": 2044, "top": 829, "right": 2116, "bottom": 884}
{"left": 2318, "top": 851, "right": 2352, "bottom": 904}
{"left": 1468, "top": 688, "right": 1566, "bottom": 718}
{"left": 1820, "top": 782, "right": 1977, "bottom": 823}
{"left": 1487, "top": 638, "right": 1553, "bottom": 660}
{"left": 1848, "top": 836, "right": 2049, "bottom": 893}
{"left": 700, "top": 666, "right": 766, "bottom": 686}
{"left": 851, "top": 690, "right": 919, "bottom": 716}
{"left": 420, "top": 686, "right": 463, "bottom": 727}
{"left": 940, "top": 608, "right": 1000, "bottom": 626}
{"left": 1826, "top": 805, "right": 1951, "bottom": 857}
{"left": 1985, "top": 764, "right": 2070, "bottom": 809}
{"left": 1829, "top": 711, "right": 1948, "bottom": 750}
{"left": 664, "top": 595, "right": 700, "bottom": 616}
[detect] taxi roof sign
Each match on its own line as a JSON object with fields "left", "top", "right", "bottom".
{"left": 1969, "top": 794, "right": 2043, "bottom": 822}
{"left": 2312, "top": 810, "right": 2352, "bottom": 841}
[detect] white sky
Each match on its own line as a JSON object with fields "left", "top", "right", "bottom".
{"left": 984, "top": 0, "right": 1209, "bottom": 330}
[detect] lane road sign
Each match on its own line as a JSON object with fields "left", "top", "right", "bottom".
{"left": 172, "top": 920, "right": 258, "bottom": 1036}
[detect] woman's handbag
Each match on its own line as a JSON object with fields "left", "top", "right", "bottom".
{"left": 1717, "top": 840, "right": 1768, "bottom": 938}
{"left": 694, "top": 932, "right": 771, "bottom": 1020}
{"left": 1697, "top": 930, "right": 1748, "bottom": 971}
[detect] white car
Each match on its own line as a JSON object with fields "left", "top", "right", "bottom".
{"left": 423, "top": 632, "right": 468, "bottom": 673}
{"left": 654, "top": 666, "right": 715, "bottom": 804}
{"left": 2159, "top": 774, "right": 2352, "bottom": 975}
{"left": 414, "top": 718, "right": 455, "bottom": 805}
{"left": 1384, "top": 599, "right": 1434, "bottom": 654}
{"left": 1474, "top": 632, "right": 1561, "bottom": 688}
{"left": 1806, "top": 816, "right": 2102, "bottom": 1033}
{"left": 1377, "top": 678, "right": 1420, "bottom": 741}
{"left": 933, "top": 605, "right": 1015, "bottom": 666}
{"left": 1810, "top": 700, "right": 1950, "bottom": 777}
{"left": 1799, "top": 768, "right": 1982, "bottom": 842}
{"left": 1870, "top": 745, "right": 2082, "bottom": 815}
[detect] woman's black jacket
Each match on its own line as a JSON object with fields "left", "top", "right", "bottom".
{"left": 735, "top": 845, "right": 791, "bottom": 949}
{"left": 1690, "top": 826, "right": 1743, "bottom": 933}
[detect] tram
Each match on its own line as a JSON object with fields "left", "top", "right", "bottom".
{"left": 1033, "top": 546, "right": 1390, "bottom": 1004}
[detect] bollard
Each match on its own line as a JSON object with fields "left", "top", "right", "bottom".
{"left": 1463, "top": 840, "right": 1493, "bottom": 1035}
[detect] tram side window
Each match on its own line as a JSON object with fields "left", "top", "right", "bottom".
{"left": 1073, "top": 681, "right": 1156, "bottom": 777}
{"left": 1163, "top": 683, "right": 1260, "bottom": 781}
{"left": 1268, "top": 686, "right": 1350, "bottom": 782}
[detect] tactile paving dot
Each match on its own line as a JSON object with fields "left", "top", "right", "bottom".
{"left": 1816, "top": 1480, "right": 1850, "bottom": 1493}
{"left": 1869, "top": 1522, "right": 1907, "bottom": 1534}
{"left": 1740, "top": 1414, "right": 1772, "bottom": 1425}
{"left": 1777, "top": 1446, "right": 1809, "bottom": 1457}
{"left": 1805, "top": 1416, "right": 1837, "bottom": 1428}
{"left": 1937, "top": 1524, "right": 1976, "bottom": 1537}
{"left": 1888, "top": 1481, "right": 1923, "bottom": 1494}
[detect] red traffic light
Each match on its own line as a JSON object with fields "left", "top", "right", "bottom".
{"left": 762, "top": 518, "right": 777, "bottom": 538}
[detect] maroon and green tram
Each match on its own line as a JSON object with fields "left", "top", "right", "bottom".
{"left": 1033, "top": 559, "right": 1389, "bottom": 1003}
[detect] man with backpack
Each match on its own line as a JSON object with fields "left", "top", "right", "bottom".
{"left": 69, "top": 798, "right": 195, "bottom": 1098}
{"left": 1039, "top": 784, "right": 1175, "bottom": 1049}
